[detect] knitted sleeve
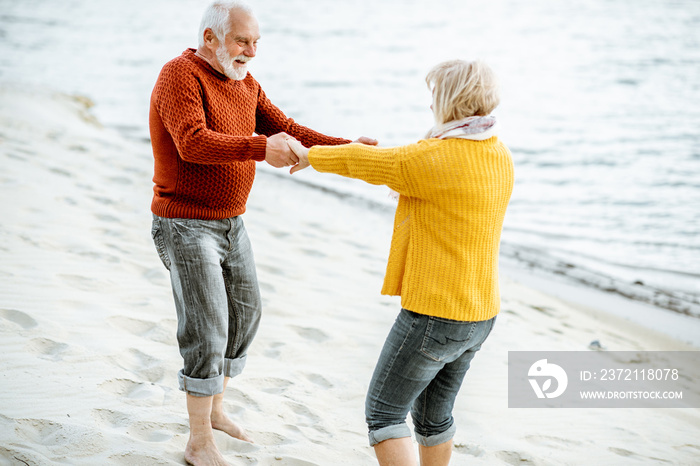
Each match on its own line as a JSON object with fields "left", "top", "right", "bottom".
{"left": 308, "top": 142, "right": 426, "bottom": 193}
{"left": 254, "top": 87, "right": 351, "bottom": 147}
{"left": 152, "top": 60, "right": 267, "bottom": 164}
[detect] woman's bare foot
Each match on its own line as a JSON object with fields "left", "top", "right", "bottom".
{"left": 185, "top": 436, "right": 229, "bottom": 466}
{"left": 210, "top": 411, "right": 253, "bottom": 442}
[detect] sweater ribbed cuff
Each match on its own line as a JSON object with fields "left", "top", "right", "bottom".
{"left": 250, "top": 135, "right": 268, "bottom": 162}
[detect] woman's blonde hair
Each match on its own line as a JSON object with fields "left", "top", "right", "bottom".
{"left": 426, "top": 60, "right": 500, "bottom": 125}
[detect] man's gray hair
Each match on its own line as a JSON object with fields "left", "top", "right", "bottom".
{"left": 198, "top": 1, "right": 253, "bottom": 47}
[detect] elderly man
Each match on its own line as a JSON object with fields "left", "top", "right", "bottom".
{"left": 149, "top": 1, "right": 375, "bottom": 464}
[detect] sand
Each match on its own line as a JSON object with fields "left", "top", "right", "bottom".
{"left": 1, "top": 86, "right": 699, "bottom": 465}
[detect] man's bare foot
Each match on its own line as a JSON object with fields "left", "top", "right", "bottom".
{"left": 210, "top": 411, "right": 253, "bottom": 443}
{"left": 184, "top": 437, "right": 229, "bottom": 466}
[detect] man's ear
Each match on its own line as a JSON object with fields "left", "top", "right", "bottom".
{"left": 202, "top": 28, "right": 219, "bottom": 50}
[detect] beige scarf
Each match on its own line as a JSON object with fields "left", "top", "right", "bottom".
{"left": 426, "top": 115, "right": 498, "bottom": 140}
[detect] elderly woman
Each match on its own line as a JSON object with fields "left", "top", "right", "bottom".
{"left": 288, "top": 60, "right": 514, "bottom": 466}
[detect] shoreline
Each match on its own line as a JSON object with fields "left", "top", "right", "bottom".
{"left": 500, "top": 242, "right": 700, "bottom": 319}
{"left": 501, "top": 263, "right": 700, "bottom": 349}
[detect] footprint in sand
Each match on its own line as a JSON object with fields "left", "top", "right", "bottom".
{"left": 225, "top": 387, "right": 262, "bottom": 412}
{"left": 245, "top": 430, "right": 289, "bottom": 447}
{"left": 68, "top": 144, "right": 89, "bottom": 153}
{"left": 104, "top": 242, "right": 131, "bottom": 256}
{"left": 143, "top": 267, "right": 169, "bottom": 286}
{"left": 14, "top": 418, "right": 106, "bottom": 458}
{"left": 108, "top": 348, "right": 166, "bottom": 383}
{"left": 92, "top": 408, "right": 188, "bottom": 442}
{"left": 89, "top": 194, "right": 116, "bottom": 206}
{"left": 259, "top": 281, "right": 276, "bottom": 293}
{"left": 299, "top": 248, "right": 326, "bottom": 258}
{"left": 282, "top": 423, "right": 331, "bottom": 443}
{"left": 0, "top": 446, "right": 45, "bottom": 466}
{"left": 27, "top": 337, "right": 70, "bottom": 361}
{"left": 263, "top": 341, "right": 285, "bottom": 358}
{"left": 249, "top": 376, "right": 294, "bottom": 395}
{"left": 91, "top": 408, "right": 131, "bottom": 429}
{"left": 269, "top": 230, "right": 291, "bottom": 239}
{"left": 75, "top": 182, "right": 96, "bottom": 193}
{"left": 343, "top": 239, "right": 368, "bottom": 251}
{"left": 215, "top": 433, "right": 260, "bottom": 455}
{"left": 281, "top": 402, "right": 320, "bottom": 424}
{"left": 17, "top": 233, "right": 43, "bottom": 249}
{"left": 673, "top": 444, "right": 700, "bottom": 456}
{"left": 95, "top": 213, "right": 120, "bottom": 223}
{"left": 494, "top": 450, "right": 536, "bottom": 465}
{"left": 304, "top": 373, "right": 333, "bottom": 390}
{"left": 57, "top": 273, "right": 100, "bottom": 291}
{"left": 107, "top": 176, "right": 132, "bottom": 186}
{"left": 609, "top": 447, "right": 637, "bottom": 458}
{"left": 362, "top": 266, "right": 383, "bottom": 277}
{"left": 127, "top": 421, "right": 190, "bottom": 442}
{"left": 6, "top": 150, "right": 27, "bottom": 162}
{"left": 290, "top": 325, "right": 330, "bottom": 344}
{"left": 48, "top": 167, "right": 72, "bottom": 178}
{"left": 284, "top": 401, "right": 329, "bottom": 436}
{"left": 99, "top": 377, "right": 165, "bottom": 402}
{"left": 257, "top": 263, "right": 285, "bottom": 276}
{"left": 304, "top": 221, "right": 327, "bottom": 233}
{"left": 453, "top": 442, "right": 486, "bottom": 458}
{"left": 109, "top": 348, "right": 165, "bottom": 382}
{"left": 530, "top": 305, "right": 557, "bottom": 317}
{"left": 0, "top": 308, "right": 38, "bottom": 329}
{"left": 107, "top": 315, "right": 174, "bottom": 345}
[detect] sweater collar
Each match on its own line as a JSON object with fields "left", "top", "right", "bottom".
{"left": 183, "top": 48, "right": 229, "bottom": 81}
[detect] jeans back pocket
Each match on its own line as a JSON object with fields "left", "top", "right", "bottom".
{"left": 420, "top": 317, "right": 480, "bottom": 363}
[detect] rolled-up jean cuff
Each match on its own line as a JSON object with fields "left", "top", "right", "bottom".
{"left": 224, "top": 355, "right": 247, "bottom": 378}
{"left": 415, "top": 423, "right": 457, "bottom": 447}
{"left": 368, "top": 423, "right": 412, "bottom": 446}
{"left": 178, "top": 370, "right": 224, "bottom": 397}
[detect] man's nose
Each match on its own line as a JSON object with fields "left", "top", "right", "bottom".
{"left": 245, "top": 44, "right": 256, "bottom": 57}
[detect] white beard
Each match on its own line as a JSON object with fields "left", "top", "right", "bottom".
{"left": 215, "top": 46, "right": 250, "bottom": 81}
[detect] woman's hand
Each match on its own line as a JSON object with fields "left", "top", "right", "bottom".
{"left": 287, "top": 139, "right": 311, "bottom": 174}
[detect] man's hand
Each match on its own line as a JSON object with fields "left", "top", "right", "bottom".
{"left": 353, "top": 136, "right": 378, "bottom": 146}
{"left": 265, "top": 132, "right": 300, "bottom": 168}
{"left": 287, "top": 139, "right": 310, "bottom": 174}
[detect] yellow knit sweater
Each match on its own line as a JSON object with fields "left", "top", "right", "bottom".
{"left": 309, "top": 137, "right": 514, "bottom": 322}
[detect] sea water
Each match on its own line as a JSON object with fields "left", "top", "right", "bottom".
{"left": 1, "top": 0, "right": 698, "bottom": 316}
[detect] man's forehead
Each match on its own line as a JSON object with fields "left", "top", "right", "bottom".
{"left": 228, "top": 12, "right": 260, "bottom": 40}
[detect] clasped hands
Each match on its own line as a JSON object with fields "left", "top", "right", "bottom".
{"left": 264, "top": 132, "right": 377, "bottom": 174}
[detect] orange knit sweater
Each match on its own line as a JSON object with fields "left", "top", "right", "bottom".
{"left": 150, "top": 49, "right": 351, "bottom": 219}
{"left": 309, "top": 138, "right": 514, "bottom": 321}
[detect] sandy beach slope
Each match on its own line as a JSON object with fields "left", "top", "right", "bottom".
{"left": 1, "top": 86, "right": 699, "bottom": 465}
